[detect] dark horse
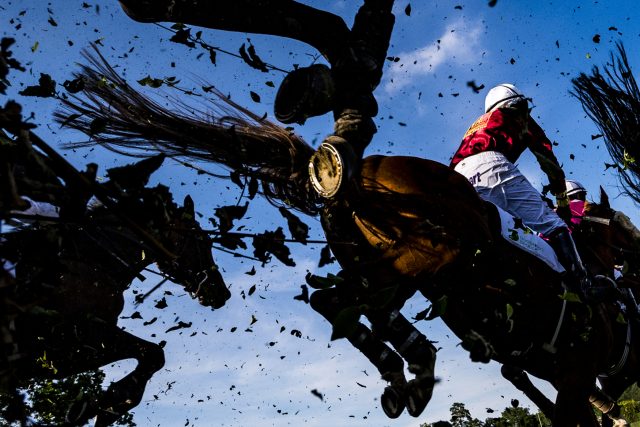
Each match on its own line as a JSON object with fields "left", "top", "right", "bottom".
{"left": 1, "top": 140, "right": 231, "bottom": 426}
{"left": 49, "top": 1, "right": 640, "bottom": 424}
{"left": 499, "top": 192, "right": 640, "bottom": 426}
{"left": 499, "top": 42, "right": 640, "bottom": 427}
{"left": 55, "top": 43, "right": 640, "bottom": 424}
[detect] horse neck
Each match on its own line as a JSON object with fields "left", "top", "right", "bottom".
{"left": 70, "top": 211, "right": 158, "bottom": 285}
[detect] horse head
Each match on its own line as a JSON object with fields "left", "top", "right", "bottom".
{"left": 577, "top": 187, "right": 640, "bottom": 279}
{"left": 149, "top": 192, "right": 231, "bottom": 309}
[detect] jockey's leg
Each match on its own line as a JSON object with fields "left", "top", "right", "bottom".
{"left": 548, "top": 227, "right": 618, "bottom": 301}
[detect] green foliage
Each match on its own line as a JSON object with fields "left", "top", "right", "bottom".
{"left": 484, "top": 406, "right": 550, "bottom": 426}
{"left": 420, "top": 401, "right": 551, "bottom": 427}
{"left": 450, "top": 402, "right": 484, "bottom": 427}
{"left": 619, "top": 399, "right": 640, "bottom": 424}
{"left": 0, "top": 371, "right": 136, "bottom": 426}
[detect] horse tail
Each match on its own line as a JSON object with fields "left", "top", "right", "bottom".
{"left": 571, "top": 42, "right": 640, "bottom": 204}
{"left": 54, "top": 46, "right": 321, "bottom": 216}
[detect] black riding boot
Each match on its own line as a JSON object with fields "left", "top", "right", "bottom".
{"left": 548, "top": 228, "right": 615, "bottom": 302}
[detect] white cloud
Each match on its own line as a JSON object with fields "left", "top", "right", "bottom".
{"left": 384, "top": 18, "right": 485, "bottom": 93}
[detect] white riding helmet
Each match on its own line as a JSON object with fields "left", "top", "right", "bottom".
{"left": 484, "top": 83, "right": 526, "bottom": 113}
{"left": 565, "top": 179, "right": 587, "bottom": 198}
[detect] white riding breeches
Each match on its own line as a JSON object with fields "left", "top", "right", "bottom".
{"left": 453, "top": 151, "right": 566, "bottom": 236}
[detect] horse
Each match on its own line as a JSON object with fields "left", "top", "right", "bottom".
{"left": 1, "top": 142, "right": 231, "bottom": 426}
{"left": 498, "top": 190, "right": 640, "bottom": 426}
{"left": 53, "top": 44, "right": 640, "bottom": 425}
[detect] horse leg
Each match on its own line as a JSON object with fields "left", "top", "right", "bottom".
{"left": 21, "top": 317, "right": 165, "bottom": 426}
{"left": 554, "top": 373, "right": 601, "bottom": 427}
{"left": 86, "top": 328, "right": 164, "bottom": 427}
{"left": 500, "top": 365, "right": 555, "bottom": 419}
{"left": 368, "top": 309, "right": 436, "bottom": 417}
{"left": 118, "top": 0, "right": 351, "bottom": 66}
{"left": 591, "top": 389, "right": 626, "bottom": 427}
{"left": 309, "top": 287, "right": 407, "bottom": 418}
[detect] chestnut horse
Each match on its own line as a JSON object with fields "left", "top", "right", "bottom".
{"left": 1, "top": 150, "right": 231, "bottom": 426}
{"left": 54, "top": 47, "right": 640, "bottom": 424}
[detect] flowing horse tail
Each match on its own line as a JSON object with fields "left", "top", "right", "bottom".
{"left": 54, "top": 46, "right": 320, "bottom": 216}
{"left": 571, "top": 42, "right": 640, "bottom": 204}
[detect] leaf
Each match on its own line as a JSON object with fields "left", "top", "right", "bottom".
{"left": 505, "top": 303, "right": 514, "bottom": 320}
{"left": 404, "top": 4, "right": 412, "bottom": 16}
{"left": 89, "top": 117, "right": 107, "bottom": 135}
{"left": 214, "top": 202, "right": 249, "bottom": 233}
{"left": 165, "top": 321, "right": 192, "bottom": 333}
{"left": 47, "top": 16, "right": 58, "bottom": 26}
{"left": 311, "top": 389, "right": 323, "bottom": 401}
{"left": 318, "top": 244, "right": 335, "bottom": 267}
{"left": 426, "top": 295, "right": 448, "bottom": 320}
{"left": 58, "top": 113, "right": 82, "bottom": 128}
{"left": 63, "top": 76, "right": 85, "bottom": 93}
{"left": 305, "top": 272, "right": 344, "bottom": 290}
{"left": 138, "top": 75, "right": 165, "bottom": 88}
{"left": 560, "top": 291, "right": 582, "bottom": 303}
{"left": 293, "top": 284, "right": 309, "bottom": 304}
{"left": 239, "top": 42, "right": 268, "bottom": 72}
{"left": 330, "top": 306, "right": 361, "bottom": 340}
{"left": 278, "top": 207, "right": 309, "bottom": 243}
{"left": 170, "top": 27, "right": 196, "bottom": 48}
{"left": 155, "top": 297, "right": 168, "bottom": 309}
{"left": 252, "top": 227, "right": 295, "bottom": 266}
{"left": 106, "top": 154, "right": 165, "bottom": 189}
{"left": 413, "top": 306, "right": 430, "bottom": 321}
{"left": 249, "top": 91, "right": 261, "bottom": 103}
{"left": 248, "top": 284, "right": 256, "bottom": 296}
{"left": 19, "top": 73, "right": 56, "bottom": 97}
{"left": 208, "top": 48, "right": 217, "bottom": 65}
{"left": 466, "top": 80, "right": 485, "bottom": 94}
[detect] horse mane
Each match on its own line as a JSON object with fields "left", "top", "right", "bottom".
{"left": 571, "top": 42, "right": 640, "bottom": 205}
{"left": 54, "top": 46, "right": 320, "bottom": 215}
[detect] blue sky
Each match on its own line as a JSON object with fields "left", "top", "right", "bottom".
{"left": 3, "top": 0, "right": 640, "bottom": 425}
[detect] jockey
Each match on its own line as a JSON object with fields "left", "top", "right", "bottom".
{"left": 450, "top": 83, "right": 597, "bottom": 300}
{"left": 565, "top": 179, "right": 587, "bottom": 229}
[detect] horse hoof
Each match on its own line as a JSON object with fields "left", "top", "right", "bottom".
{"left": 65, "top": 398, "right": 96, "bottom": 425}
{"left": 405, "top": 377, "right": 434, "bottom": 417}
{"left": 118, "top": 0, "right": 172, "bottom": 23}
{"left": 381, "top": 386, "right": 405, "bottom": 419}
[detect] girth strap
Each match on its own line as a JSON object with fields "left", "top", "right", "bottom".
{"left": 598, "top": 320, "right": 631, "bottom": 379}
{"left": 543, "top": 298, "right": 567, "bottom": 354}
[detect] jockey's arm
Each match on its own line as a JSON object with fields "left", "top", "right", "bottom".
{"left": 527, "top": 117, "right": 566, "bottom": 196}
